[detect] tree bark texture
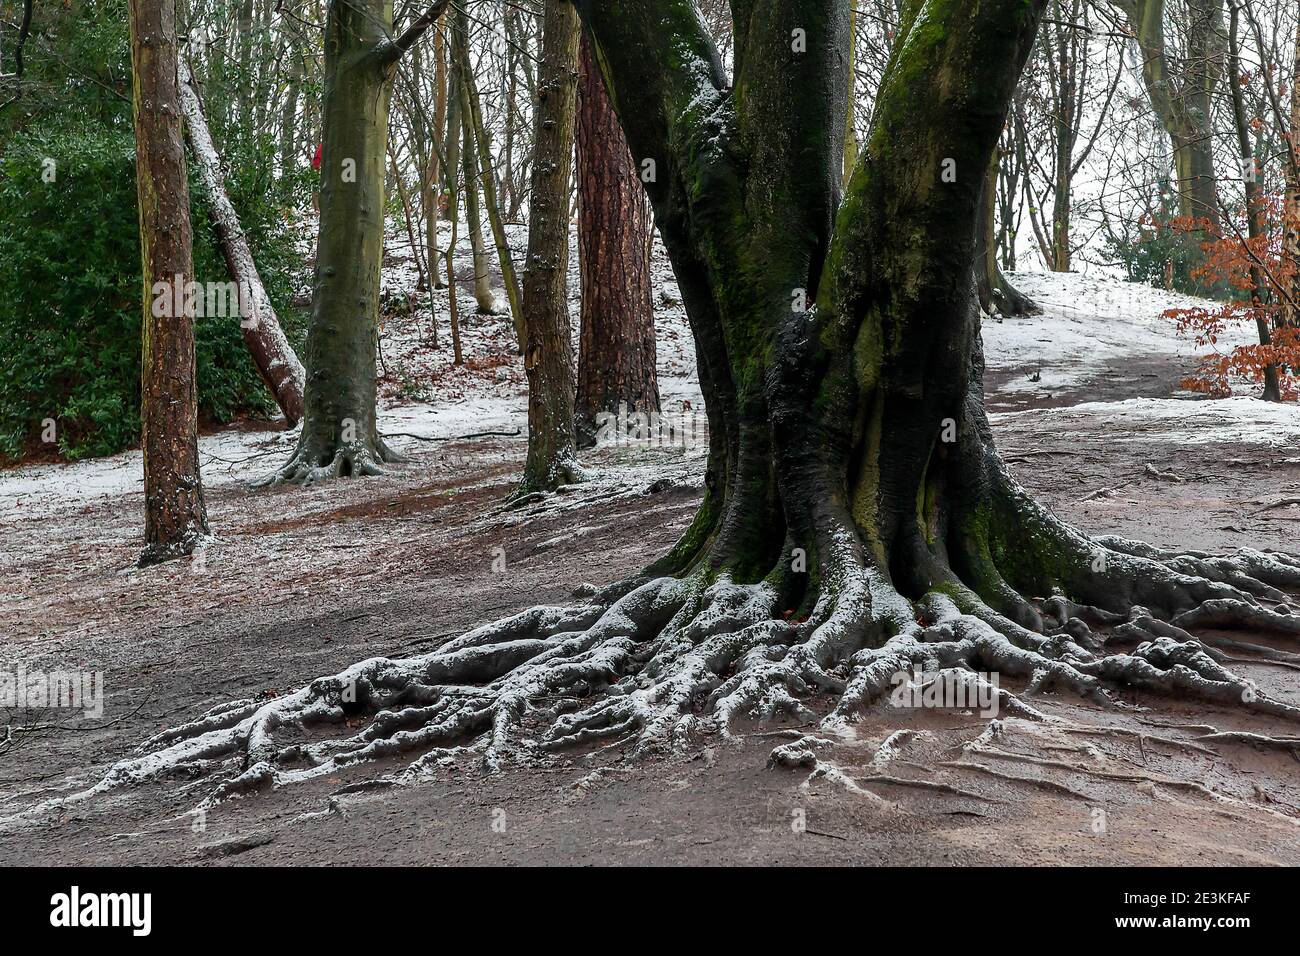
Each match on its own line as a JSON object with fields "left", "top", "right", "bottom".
{"left": 574, "top": 33, "right": 660, "bottom": 448}
{"left": 129, "top": 0, "right": 209, "bottom": 563}
{"left": 519, "top": 0, "right": 582, "bottom": 492}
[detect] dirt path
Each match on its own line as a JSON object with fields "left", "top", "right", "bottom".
{"left": 2, "top": 364, "right": 1299, "bottom": 865}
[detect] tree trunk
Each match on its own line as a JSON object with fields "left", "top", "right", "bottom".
{"left": 842, "top": 4, "right": 859, "bottom": 189}
{"left": 179, "top": 57, "right": 308, "bottom": 426}
{"left": 1282, "top": 13, "right": 1300, "bottom": 333}
{"left": 444, "top": 18, "right": 466, "bottom": 365}
{"left": 129, "top": 0, "right": 209, "bottom": 563}
{"left": 975, "top": 153, "right": 1040, "bottom": 316}
{"left": 460, "top": 65, "right": 499, "bottom": 315}
{"left": 1116, "top": 0, "right": 1224, "bottom": 231}
{"left": 518, "top": 0, "right": 581, "bottom": 492}
{"left": 259, "top": 0, "right": 409, "bottom": 484}
{"left": 574, "top": 34, "right": 660, "bottom": 448}
{"left": 460, "top": 43, "right": 526, "bottom": 349}
{"left": 123, "top": 0, "right": 1300, "bottom": 795}
{"left": 1227, "top": 3, "right": 1280, "bottom": 401}
{"left": 426, "top": 19, "right": 447, "bottom": 295}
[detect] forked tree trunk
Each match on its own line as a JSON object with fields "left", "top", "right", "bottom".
{"left": 129, "top": 0, "right": 209, "bottom": 563}
{"left": 178, "top": 56, "right": 308, "bottom": 425}
{"left": 581, "top": 0, "right": 1058, "bottom": 603}
{"left": 574, "top": 34, "right": 660, "bottom": 448}
{"left": 519, "top": 0, "right": 582, "bottom": 492}
{"left": 260, "top": 0, "right": 448, "bottom": 484}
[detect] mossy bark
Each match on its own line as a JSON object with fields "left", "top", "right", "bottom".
{"left": 580, "top": 0, "right": 1060, "bottom": 608}
{"left": 260, "top": 0, "right": 421, "bottom": 484}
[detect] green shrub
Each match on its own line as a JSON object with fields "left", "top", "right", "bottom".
{"left": 1101, "top": 192, "right": 1229, "bottom": 300}
{"left": 0, "top": 122, "right": 307, "bottom": 462}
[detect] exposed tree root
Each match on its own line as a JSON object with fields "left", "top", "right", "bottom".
{"left": 14, "top": 507, "right": 1300, "bottom": 823}
{"left": 253, "top": 433, "right": 405, "bottom": 488}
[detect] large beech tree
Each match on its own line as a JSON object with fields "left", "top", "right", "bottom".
{"left": 109, "top": 0, "right": 1300, "bottom": 795}
{"left": 259, "top": 0, "right": 447, "bottom": 485}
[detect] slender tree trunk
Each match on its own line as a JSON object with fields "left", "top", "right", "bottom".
{"left": 179, "top": 57, "right": 308, "bottom": 425}
{"left": 519, "top": 0, "right": 581, "bottom": 492}
{"left": 461, "top": 78, "right": 499, "bottom": 314}
{"left": 460, "top": 45, "right": 526, "bottom": 348}
{"left": 842, "top": 4, "right": 859, "bottom": 189}
{"left": 976, "top": 154, "right": 1039, "bottom": 315}
{"left": 1228, "top": 3, "right": 1280, "bottom": 401}
{"left": 445, "top": 25, "right": 466, "bottom": 366}
{"left": 574, "top": 34, "right": 660, "bottom": 448}
{"left": 129, "top": 0, "right": 209, "bottom": 563}
{"left": 1282, "top": 13, "right": 1300, "bottom": 332}
{"left": 426, "top": 18, "right": 447, "bottom": 295}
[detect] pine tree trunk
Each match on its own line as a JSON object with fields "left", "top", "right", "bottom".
{"left": 129, "top": 0, "right": 209, "bottom": 563}
{"left": 179, "top": 57, "right": 308, "bottom": 425}
{"left": 574, "top": 34, "right": 660, "bottom": 448}
{"left": 519, "top": 0, "right": 581, "bottom": 492}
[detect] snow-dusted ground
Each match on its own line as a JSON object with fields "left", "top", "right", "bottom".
{"left": 984, "top": 271, "right": 1257, "bottom": 399}
{"left": 2, "top": 221, "right": 1296, "bottom": 523}
{"left": 993, "top": 396, "right": 1300, "bottom": 449}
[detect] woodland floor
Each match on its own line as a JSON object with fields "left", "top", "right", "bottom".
{"left": 3, "top": 267, "right": 1300, "bottom": 865}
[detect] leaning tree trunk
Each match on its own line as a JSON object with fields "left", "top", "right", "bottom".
{"left": 574, "top": 33, "right": 660, "bottom": 448}
{"left": 179, "top": 56, "right": 307, "bottom": 425}
{"left": 258, "top": 0, "right": 449, "bottom": 484}
{"left": 518, "top": 0, "right": 582, "bottom": 493}
{"left": 114, "top": 0, "right": 1300, "bottom": 796}
{"left": 129, "top": 0, "right": 209, "bottom": 564}
{"left": 460, "top": 71, "right": 499, "bottom": 315}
